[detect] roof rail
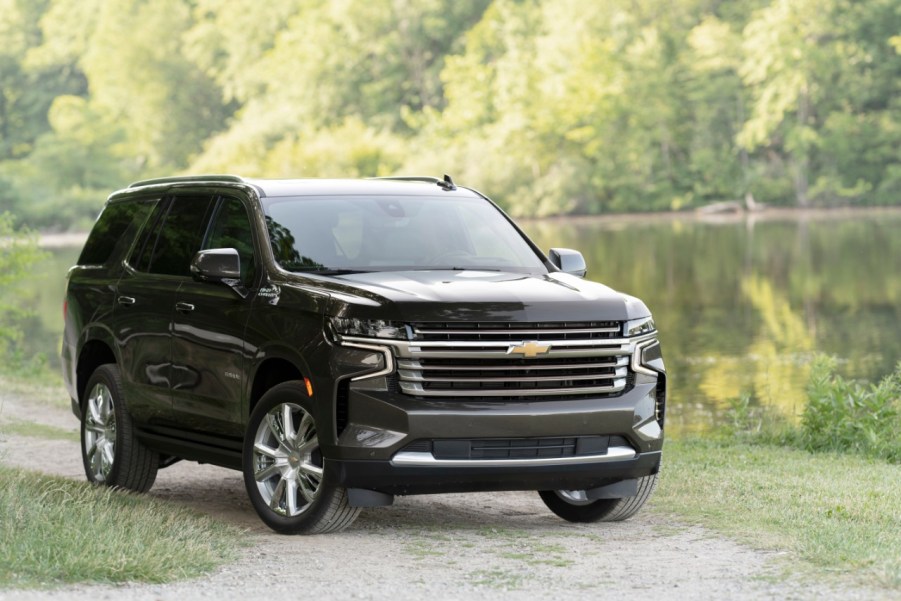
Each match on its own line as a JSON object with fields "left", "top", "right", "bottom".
{"left": 128, "top": 174, "right": 245, "bottom": 189}
{"left": 369, "top": 174, "right": 457, "bottom": 191}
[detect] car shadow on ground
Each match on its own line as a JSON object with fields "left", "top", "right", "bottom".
{"left": 149, "top": 460, "right": 598, "bottom": 536}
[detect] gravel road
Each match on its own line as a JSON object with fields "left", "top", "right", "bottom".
{"left": 0, "top": 384, "right": 889, "bottom": 601}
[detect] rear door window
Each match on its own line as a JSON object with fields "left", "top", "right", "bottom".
{"left": 129, "top": 195, "right": 216, "bottom": 277}
{"left": 78, "top": 198, "right": 157, "bottom": 266}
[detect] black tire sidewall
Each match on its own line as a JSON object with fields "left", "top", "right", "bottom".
{"left": 80, "top": 364, "right": 132, "bottom": 487}
{"left": 537, "top": 489, "right": 619, "bottom": 523}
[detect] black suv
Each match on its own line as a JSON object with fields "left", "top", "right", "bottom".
{"left": 63, "top": 175, "right": 665, "bottom": 534}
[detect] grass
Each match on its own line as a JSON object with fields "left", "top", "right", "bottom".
{"left": 0, "top": 372, "right": 243, "bottom": 589}
{"left": 653, "top": 437, "right": 901, "bottom": 588}
{"left": 2, "top": 354, "right": 898, "bottom": 590}
{"left": 0, "top": 369, "right": 70, "bottom": 410}
{"left": 0, "top": 466, "right": 242, "bottom": 588}
{"left": 3, "top": 419, "right": 78, "bottom": 441}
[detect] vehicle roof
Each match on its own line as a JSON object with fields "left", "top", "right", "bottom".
{"left": 119, "top": 175, "right": 481, "bottom": 199}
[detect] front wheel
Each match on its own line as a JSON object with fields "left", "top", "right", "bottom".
{"left": 539, "top": 472, "right": 659, "bottom": 523}
{"left": 242, "top": 381, "right": 360, "bottom": 534}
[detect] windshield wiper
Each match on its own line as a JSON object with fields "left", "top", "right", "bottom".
{"left": 308, "top": 268, "right": 372, "bottom": 275}
{"left": 429, "top": 266, "right": 503, "bottom": 272}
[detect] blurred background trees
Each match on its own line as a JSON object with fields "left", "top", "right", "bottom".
{"left": 0, "top": 0, "right": 899, "bottom": 229}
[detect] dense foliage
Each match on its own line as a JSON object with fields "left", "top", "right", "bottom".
{"left": 0, "top": 212, "right": 46, "bottom": 369}
{"left": 726, "top": 355, "right": 901, "bottom": 464}
{"left": 1, "top": 0, "right": 900, "bottom": 229}
{"left": 802, "top": 356, "right": 901, "bottom": 463}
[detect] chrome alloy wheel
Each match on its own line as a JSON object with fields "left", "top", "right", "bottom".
{"left": 555, "top": 490, "right": 593, "bottom": 506}
{"left": 251, "top": 402, "right": 323, "bottom": 517}
{"left": 83, "top": 382, "right": 117, "bottom": 482}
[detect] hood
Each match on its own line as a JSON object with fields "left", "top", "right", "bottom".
{"left": 312, "top": 269, "right": 650, "bottom": 323}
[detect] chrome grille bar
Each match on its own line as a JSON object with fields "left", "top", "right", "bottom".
{"left": 413, "top": 326, "right": 621, "bottom": 336}
{"left": 398, "top": 380, "right": 628, "bottom": 397}
{"left": 397, "top": 356, "right": 629, "bottom": 372}
{"left": 397, "top": 367, "right": 628, "bottom": 384}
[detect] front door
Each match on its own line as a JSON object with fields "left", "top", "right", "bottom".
{"left": 170, "top": 195, "right": 259, "bottom": 437}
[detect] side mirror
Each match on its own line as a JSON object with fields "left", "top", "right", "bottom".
{"left": 549, "top": 248, "right": 587, "bottom": 278}
{"left": 191, "top": 248, "right": 240, "bottom": 282}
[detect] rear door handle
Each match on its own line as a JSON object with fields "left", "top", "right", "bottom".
{"left": 117, "top": 296, "right": 136, "bottom": 306}
{"left": 175, "top": 302, "right": 195, "bottom": 313}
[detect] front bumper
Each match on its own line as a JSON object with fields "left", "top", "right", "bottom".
{"left": 329, "top": 450, "right": 662, "bottom": 495}
{"left": 316, "top": 328, "right": 666, "bottom": 496}
{"left": 321, "top": 373, "right": 664, "bottom": 495}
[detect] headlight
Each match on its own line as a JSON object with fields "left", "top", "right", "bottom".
{"left": 624, "top": 316, "right": 656, "bottom": 337}
{"left": 330, "top": 317, "right": 407, "bottom": 340}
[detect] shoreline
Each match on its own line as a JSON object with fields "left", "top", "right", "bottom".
{"left": 39, "top": 205, "right": 901, "bottom": 248}
{"left": 38, "top": 232, "right": 89, "bottom": 248}
{"left": 519, "top": 204, "right": 901, "bottom": 226}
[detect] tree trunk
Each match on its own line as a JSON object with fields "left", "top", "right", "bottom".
{"left": 793, "top": 86, "right": 811, "bottom": 207}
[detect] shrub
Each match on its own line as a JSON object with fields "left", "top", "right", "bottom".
{"left": 0, "top": 212, "right": 48, "bottom": 369}
{"left": 801, "top": 356, "right": 901, "bottom": 463}
{"left": 724, "top": 355, "right": 901, "bottom": 464}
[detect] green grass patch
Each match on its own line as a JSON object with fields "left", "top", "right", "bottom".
{"left": 3, "top": 420, "right": 78, "bottom": 442}
{"left": 0, "top": 372, "right": 70, "bottom": 410}
{"left": 654, "top": 438, "right": 901, "bottom": 588}
{"left": 0, "top": 466, "right": 241, "bottom": 588}
{"left": 469, "top": 568, "right": 524, "bottom": 589}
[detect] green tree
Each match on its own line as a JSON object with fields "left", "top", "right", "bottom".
{"left": 738, "top": 0, "right": 901, "bottom": 207}
{"left": 0, "top": 0, "right": 86, "bottom": 162}
{"left": 0, "top": 212, "right": 47, "bottom": 367}
{"left": 190, "top": 0, "right": 489, "bottom": 176}
{"left": 80, "top": 0, "right": 233, "bottom": 170}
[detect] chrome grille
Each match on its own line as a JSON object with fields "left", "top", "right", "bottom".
{"left": 411, "top": 321, "right": 622, "bottom": 341}
{"left": 397, "top": 321, "right": 631, "bottom": 399}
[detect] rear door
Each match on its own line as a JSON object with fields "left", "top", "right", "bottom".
{"left": 114, "top": 194, "right": 215, "bottom": 425}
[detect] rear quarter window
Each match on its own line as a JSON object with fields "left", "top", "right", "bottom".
{"left": 78, "top": 198, "right": 157, "bottom": 266}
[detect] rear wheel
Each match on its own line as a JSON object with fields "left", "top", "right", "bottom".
{"left": 242, "top": 381, "right": 360, "bottom": 534}
{"left": 539, "top": 472, "right": 659, "bottom": 523}
{"left": 80, "top": 364, "right": 158, "bottom": 492}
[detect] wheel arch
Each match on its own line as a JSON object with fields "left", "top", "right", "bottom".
{"left": 249, "top": 357, "right": 305, "bottom": 415}
{"left": 76, "top": 337, "right": 117, "bottom": 407}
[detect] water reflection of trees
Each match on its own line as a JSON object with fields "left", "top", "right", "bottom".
{"left": 524, "top": 215, "right": 901, "bottom": 435}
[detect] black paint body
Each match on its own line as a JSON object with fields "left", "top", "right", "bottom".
{"left": 62, "top": 177, "right": 665, "bottom": 496}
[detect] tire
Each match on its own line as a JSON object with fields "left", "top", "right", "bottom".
{"left": 80, "top": 364, "right": 158, "bottom": 492}
{"left": 242, "top": 381, "right": 360, "bottom": 534}
{"left": 539, "top": 472, "right": 659, "bottom": 523}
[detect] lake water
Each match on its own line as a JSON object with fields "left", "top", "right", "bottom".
{"left": 13, "top": 210, "right": 901, "bottom": 436}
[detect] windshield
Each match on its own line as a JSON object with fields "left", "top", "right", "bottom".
{"left": 263, "top": 195, "right": 547, "bottom": 274}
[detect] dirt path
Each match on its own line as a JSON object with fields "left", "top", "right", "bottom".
{"left": 0, "top": 384, "right": 889, "bottom": 601}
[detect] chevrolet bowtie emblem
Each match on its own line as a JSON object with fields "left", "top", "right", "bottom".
{"left": 508, "top": 341, "right": 551, "bottom": 358}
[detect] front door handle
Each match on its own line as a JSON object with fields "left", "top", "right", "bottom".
{"left": 175, "top": 302, "right": 195, "bottom": 313}
{"left": 117, "top": 296, "right": 136, "bottom": 306}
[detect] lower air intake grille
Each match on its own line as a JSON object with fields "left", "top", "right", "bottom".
{"left": 399, "top": 435, "right": 633, "bottom": 460}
